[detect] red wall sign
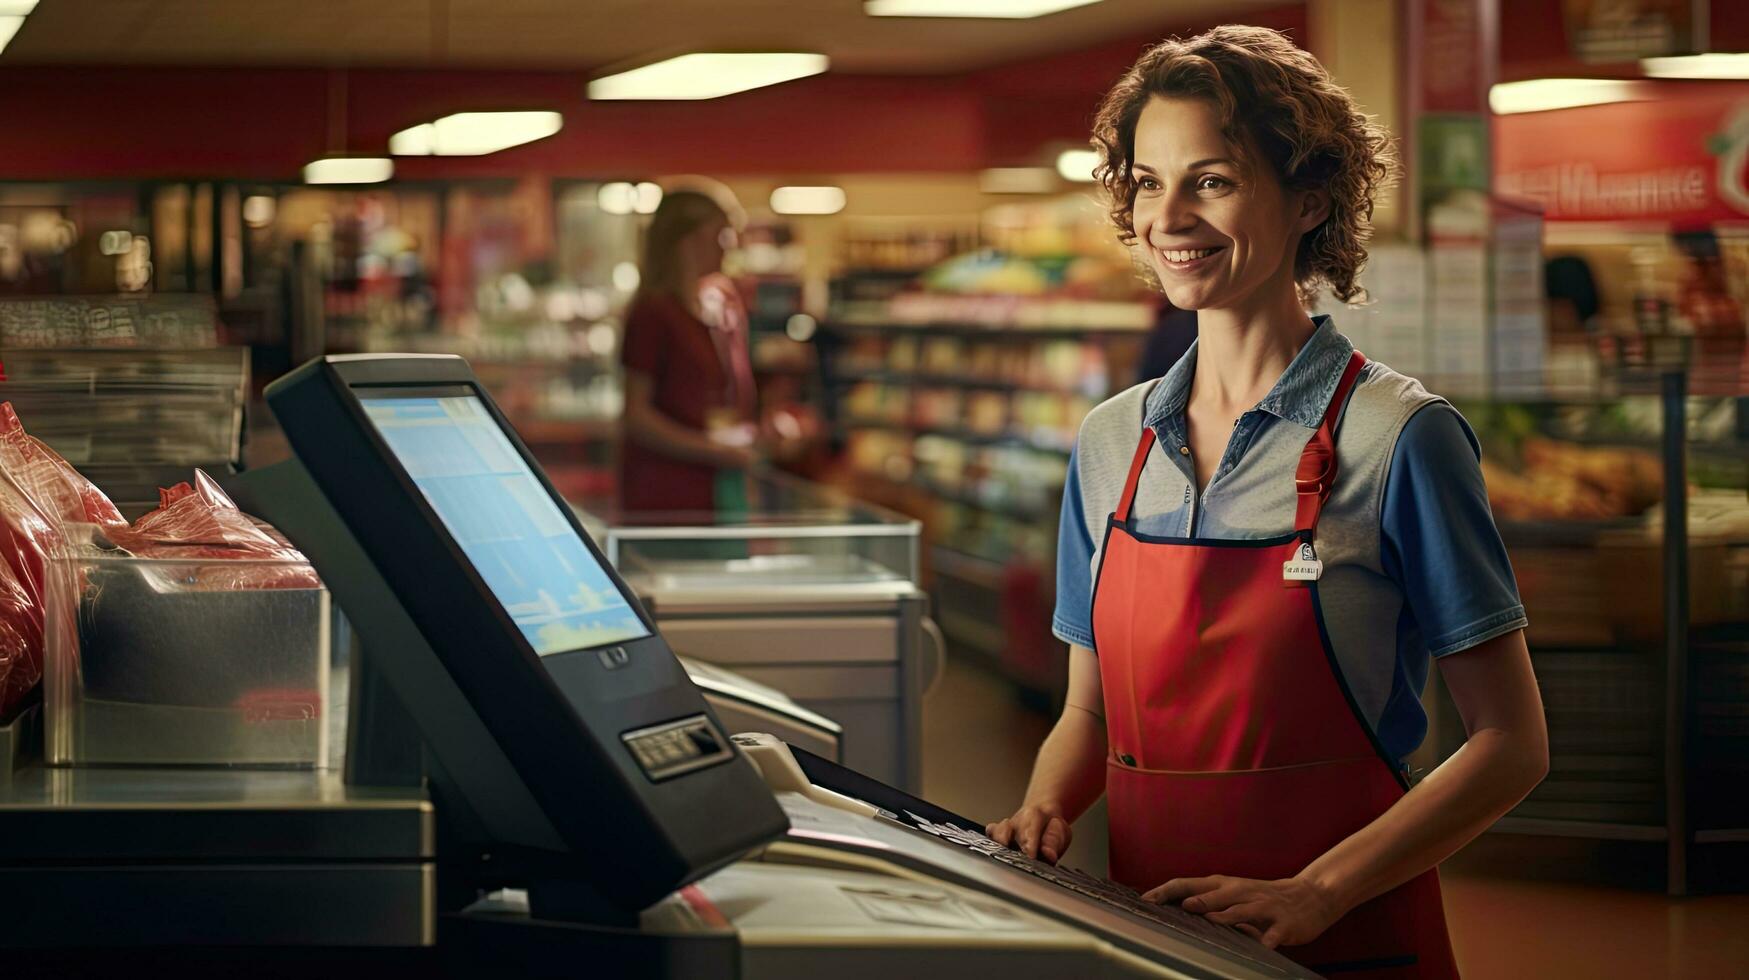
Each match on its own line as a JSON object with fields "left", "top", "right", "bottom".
{"left": 1494, "top": 84, "right": 1749, "bottom": 226}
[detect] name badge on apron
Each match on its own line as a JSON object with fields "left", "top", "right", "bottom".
{"left": 1282, "top": 539, "right": 1323, "bottom": 584}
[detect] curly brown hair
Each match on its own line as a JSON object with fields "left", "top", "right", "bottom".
{"left": 1090, "top": 25, "right": 1397, "bottom": 304}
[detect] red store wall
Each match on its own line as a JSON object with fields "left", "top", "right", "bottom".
{"left": 0, "top": 5, "right": 1306, "bottom": 182}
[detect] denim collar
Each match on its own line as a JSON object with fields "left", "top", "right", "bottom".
{"left": 1143, "top": 314, "right": 1353, "bottom": 432}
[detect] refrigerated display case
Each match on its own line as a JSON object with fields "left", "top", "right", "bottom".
{"left": 1425, "top": 358, "right": 1749, "bottom": 895}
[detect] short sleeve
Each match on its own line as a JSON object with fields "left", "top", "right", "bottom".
{"left": 621, "top": 296, "right": 669, "bottom": 378}
{"left": 1052, "top": 444, "right": 1097, "bottom": 650}
{"left": 1381, "top": 404, "right": 1528, "bottom": 657}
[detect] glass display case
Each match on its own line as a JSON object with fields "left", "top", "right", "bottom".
{"left": 578, "top": 472, "right": 922, "bottom": 602}
{"left": 1423, "top": 356, "right": 1749, "bottom": 896}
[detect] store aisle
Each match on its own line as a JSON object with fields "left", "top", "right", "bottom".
{"left": 922, "top": 653, "right": 1749, "bottom": 980}
{"left": 1441, "top": 836, "right": 1749, "bottom": 979}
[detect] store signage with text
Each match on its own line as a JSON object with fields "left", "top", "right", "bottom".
{"left": 1495, "top": 91, "right": 1749, "bottom": 225}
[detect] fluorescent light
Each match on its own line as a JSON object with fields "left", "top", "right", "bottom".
{"left": 389, "top": 111, "right": 562, "bottom": 156}
{"left": 1056, "top": 149, "right": 1100, "bottom": 182}
{"left": 597, "top": 182, "right": 637, "bottom": 215}
{"left": 981, "top": 167, "right": 1059, "bottom": 194}
{"left": 389, "top": 124, "right": 436, "bottom": 156}
{"left": 1642, "top": 53, "right": 1749, "bottom": 79}
{"left": 866, "top": 0, "right": 1101, "bottom": 16}
{"left": 303, "top": 157, "right": 394, "bottom": 184}
{"left": 589, "top": 53, "right": 828, "bottom": 101}
{"left": 242, "top": 196, "right": 276, "bottom": 228}
{"left": 1488, "top": 79, "right": 1644, "bottom": 114}
{"left": 0, "top": 2, "right": 38, "bottom": 15}
{"left": 770, "top": 186, "right": 846, "bottom": 215}
{"left": 99, "top": 231, "right": 133, "bottom": 256}
{"left": 634, "top": 182, "right": 663, "bottom": 214}
{"left": 0, "top": 15, "right": 24, "bottom": 54}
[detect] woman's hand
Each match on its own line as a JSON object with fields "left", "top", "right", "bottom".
{"left": 1142, "top": 875, "right": 1344, "bottom": 949}
{"left": 986, "top": 802, "right": 1073, "bottom": 864}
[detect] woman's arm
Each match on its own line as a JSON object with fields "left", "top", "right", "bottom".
{"left": 987, "top": 644, "right": 1109, "bottom": 864}
{"left": 1150, "top": 628, "right": 1548, "bottom": 947}
{"left": 622, "top": 370, "right": 753, "bottom": 469}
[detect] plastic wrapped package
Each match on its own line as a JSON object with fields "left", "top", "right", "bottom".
{"left": 0, "top": 473, "right": 51, "bottom": 718}
{"left": 0, "top": 402, "right": 126, "bottom": 719}
{"left": 0, "top": 403, "right": 127, "bottom": 531}
{"left": 106, "top": 470, "right": 320, "bottom": 591}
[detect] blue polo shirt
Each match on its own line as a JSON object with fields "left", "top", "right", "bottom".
{"left": 1052, "top": 317, "right": 1527, "bottom": 764}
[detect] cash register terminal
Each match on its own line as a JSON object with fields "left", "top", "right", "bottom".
{"left": 254, "top": 354, "right": 1317, "bottom": 979}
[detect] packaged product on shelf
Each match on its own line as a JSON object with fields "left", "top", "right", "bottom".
{"left": 919, "top": 337, "right": 962, "bottom": 376}
{"left": 845, "top": 429, "right": 912, "bottom": 481}
{"left": 887, "top": 336, "right": 920, "bottom": 373}
{"left": 910, "top": 388, "right": 963, "bottom": 430}
{"left": 963, "top": 391, "right": 1010, "bottom": 436}
{"left": 965, "top": 342, "right": 1002, "bottom": 381}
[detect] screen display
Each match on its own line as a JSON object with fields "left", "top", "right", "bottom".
{"left": 361, "top": 393, "right": 652, "bottom": 656}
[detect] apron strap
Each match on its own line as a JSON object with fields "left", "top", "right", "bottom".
{"left": 1293, "top": 350, "right": 1368, "bottom": 536}
{"left": 1113, "top": 426, "right": 1157, "bottom": 525}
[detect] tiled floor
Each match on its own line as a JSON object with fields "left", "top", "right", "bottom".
{"left": 922, "top": 653, "right": 1749, "bottom": 980}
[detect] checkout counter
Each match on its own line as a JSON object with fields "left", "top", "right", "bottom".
{"left": 578, "top": 477, "right": 940, "bottom": 793}
{"left": 0, "top": 354, "right": 1317, "bottom": 979}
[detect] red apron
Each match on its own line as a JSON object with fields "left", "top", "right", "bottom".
{"left": 1091, "top": 352, "right": 1459, "bottom": 978}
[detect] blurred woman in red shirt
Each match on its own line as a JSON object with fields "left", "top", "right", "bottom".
{"left": 618, "top": 187, "right": 757, "bottom": 516}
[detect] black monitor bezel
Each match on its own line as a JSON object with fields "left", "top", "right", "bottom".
{"left": 352, "top": 382, "right": 659, "bottom": 664}
{"left": 264, "top": 354, "right": 790, "bottom": 912}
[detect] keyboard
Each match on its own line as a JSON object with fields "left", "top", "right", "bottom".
{"left": 901, "top": 811, "right": 1281, "bottom": 969}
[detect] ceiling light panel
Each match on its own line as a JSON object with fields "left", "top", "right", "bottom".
{"left": 0, "top": 15, "right": 25, "bottom": 55}
{"left": 865, "top": 0, "right": 1102, "bottom": 17}
{"left": 391, "top": 111, "right": 563, "bottom": 156}
{"left": 770, "top": 186, "right": 847, "bottom": 215}
{"left": 304, "top": 157, "right": 395, "bottom": 185}
{"left": 1488, "top": 79, "right": 1644, "bottom": 114}
{"left": 589, "top": 53, "right": 828, "bottom": 101}
{"left": 1641, "top": 53, "right": 1749, "bottom": 79}
{"left": 1055, "top": 149, "right": 1100, "bottom": 182}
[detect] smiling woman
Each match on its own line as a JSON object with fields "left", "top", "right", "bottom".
{"left": 988, "top": 24, "right": 1550, "bottom": 980}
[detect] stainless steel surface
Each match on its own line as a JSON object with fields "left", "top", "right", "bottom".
{"left": 659, "top": 593, "right": 931, "bottom": 792}
{"left": 685, "top": 655, "right": 844, "bottom": 762}
{"left": 0, "top": 766, "right": 432, "bottom": 860}
{"left": 0, "top": 766, "right": 435, "bottom": 946}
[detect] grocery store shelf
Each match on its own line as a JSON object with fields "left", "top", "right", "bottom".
{"left": 1490, "top": 817, "right": 1668, "bottom": 841}
{"left": 855, "top": 468, "right": 1054, "bottom": 522}
{"left": 509, "top": 417, "right": 619, "bottom": 444}
{"left": 842, "top": 418, "right": 1073, "bottom": 455}
{"left": 1693, "top": 828, "right": 1749, "bottom": 844}
{"left": 825, "top": 320, "right": 1147, "bottom": 340}
{"left": 834, "top": 368, "right": 1099, "bottom": 396}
